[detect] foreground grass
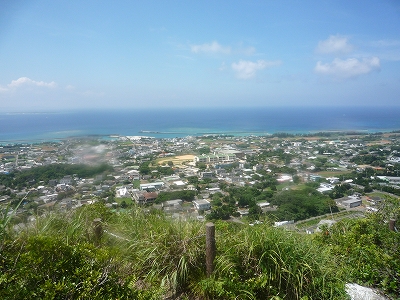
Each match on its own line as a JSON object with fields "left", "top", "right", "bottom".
{"left": 2, "top": 201, "right": 397, "bottom": 299}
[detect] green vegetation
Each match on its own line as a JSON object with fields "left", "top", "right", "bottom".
{"left": 3, "top": 132, "right": 400, "bottom": 298}
{"left": 198, "top": 146, "right": 211, "bottom": 155}
{"left": 316, "top": 216, "right": 400, "bottom": 296}
{"left": 267, "top": 188, "right": 338, "bottom": 222}
{"left": 1, "top": 197, "right": 399, "bottom": 299}
{"left": 114, "top": 197, "right": 133, "bottom": 206}
{"left": 0, "top": 164, "right": 113, "bottom": 188}
{"left": 155, "top": 190, "right": 196, "bottom": 203}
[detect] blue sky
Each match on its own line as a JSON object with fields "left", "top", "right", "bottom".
{"left": 1, "top": 0, "right": 400, "bottom": 111}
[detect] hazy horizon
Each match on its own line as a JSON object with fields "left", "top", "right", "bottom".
{"left": 1, "top": 1, "right": 400, "bottom": 112}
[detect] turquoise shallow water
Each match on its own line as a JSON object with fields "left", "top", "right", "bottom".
{"left": 1, "top": 106, "right": 400, "bottom": 143}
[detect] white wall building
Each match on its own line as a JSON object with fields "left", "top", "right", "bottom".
{"left": 193, "top": 199, "right": 211, "bottom": 211}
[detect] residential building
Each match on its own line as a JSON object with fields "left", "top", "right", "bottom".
{"left": 193, "top": 199, "right": 211, "bottom": 211}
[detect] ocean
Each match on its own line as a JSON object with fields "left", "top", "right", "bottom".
{"left": 1, "top": 106, "right": 400, "bottom": 143}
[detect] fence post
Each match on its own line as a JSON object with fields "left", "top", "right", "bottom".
{"left": 93, "top": 218, "right": 103, "bottom": 247}
{"left": 389, "top": 219, "right": 396, "bottom": 231}
{"left": 206, "top": 222, "right": 216, "bottom": 277}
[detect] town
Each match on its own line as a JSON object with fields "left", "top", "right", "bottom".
{"left": 1, "top": 131, "right": 400, "bottom": 233}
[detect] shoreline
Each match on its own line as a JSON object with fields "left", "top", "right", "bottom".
{"left": 1, "top": 129, "right": 400, "bottom": 145}
{"left": 2, "top": 106, "right": 400, "bottom": 144}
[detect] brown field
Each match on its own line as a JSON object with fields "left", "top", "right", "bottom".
{"left": 157, "top": 154, "right": 195, "bottom": 165}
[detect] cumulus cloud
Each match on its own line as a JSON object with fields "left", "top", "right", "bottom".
{"left": 0, "top": 77, "right": 57, "bottom": 92}
{"left": 191, "top": 41, "right": 231, "bottom": 54}
{"left": 316, "top": 35, "right": 354, "bottom": 55}
{"left": 231, "top": 59, "right": 281, "bottom": 79}
{"left": 314, "top": 57, "right": 380, "bottom": 78}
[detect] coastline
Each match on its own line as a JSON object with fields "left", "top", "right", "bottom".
{"left": 1, "top": 106, "right": 400, "bottom": 144}
{"left": 2, "top": 129, "right": 400, "bottom": 146}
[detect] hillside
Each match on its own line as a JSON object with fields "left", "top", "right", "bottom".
{"left": 1, "top": 201, "right": 398, "bottom": 300}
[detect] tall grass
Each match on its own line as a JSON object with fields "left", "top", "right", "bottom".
{"left": 1, "top": 204, "right": 348, "bottom": 299}
{"left": 196, "top": 222, "right": 347, "bottom": 299}
{"left": 110, "top": 208, "right": 206, "bottom": 296}
{"left": 0, "top": 193, "right": 28, "bottom": 243}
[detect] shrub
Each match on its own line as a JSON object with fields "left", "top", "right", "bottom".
{"left": 0, "top": 236, "right": 145, "bottom": 299}
{"left": 196, "top": 224, "right": 347, "bottom": 299}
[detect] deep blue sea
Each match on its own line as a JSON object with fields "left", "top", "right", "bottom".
{"left": 1, "top": 106, "right": 400, "bottom": 143}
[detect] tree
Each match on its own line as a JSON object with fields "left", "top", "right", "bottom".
{"left": 139, "top": 162, "right": 151, "bottom": 175}
{"left": 206, "top": 205, "right": 232, "bottom": 220}
{"left": 292, "top": 175, "right": 301, "bottom": 184}
{"left": 196, "top": 162, "right": 207, "bottom": 171}
{"left": 268, "top": 188, "right": 338, "bottom": 221}
{"left": 187, "top": 176, "right": 199, "bottom": 185}
{"left": 199, "top": 147, "right": 210, "bottom": 155}
{"left": 248, "top": 204, "right": 262, "bottom": 220}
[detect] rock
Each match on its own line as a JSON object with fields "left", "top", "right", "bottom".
{"left": 345, "top": 283, "right": 388, "bottom": 300}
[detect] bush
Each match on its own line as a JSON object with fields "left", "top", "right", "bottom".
{"left": 196, "top": 224, "right": 347, "bottom": 299}
{"left": 316, "top": 214, "right": 400, "bottom": 297}
{"left": 0, "top": 236, "right": 144, "bottom": 299}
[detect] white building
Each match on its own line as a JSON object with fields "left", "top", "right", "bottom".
{"left": 193, "top": 199, "right": 211, "bottom": 211}
{"left": 194, "top": 153, "right": 236, "bottom": 164}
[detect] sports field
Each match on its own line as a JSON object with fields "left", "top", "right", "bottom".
{"left": 157, "top": 154, "right": 195, "bottom": 166}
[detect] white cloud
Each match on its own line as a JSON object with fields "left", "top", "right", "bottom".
{"left": 314, "top": 57, "right": 380, "bottom": 78}
{"left": 191, "top": 41, "right": 231, "bottom": 54}
{"left": 0, "top": 77, "right": 57, "bottom": 92}
{"left": 231, "top": 59, "right": 281, "bottom": 79}
{"left": 316, "top": 35, "right": 354, "bottom": 55}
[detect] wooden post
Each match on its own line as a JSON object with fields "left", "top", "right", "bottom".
{"left": 206, "top": 222, "right": 216, "bottom": 277}
{"left": 389, "top": 219, "right": 396, "bottom": 232}
{"left": 93, "top": 218, "right": 103, "bottom": 247}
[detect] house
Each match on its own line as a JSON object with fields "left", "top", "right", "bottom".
{"left": 342, "top": 198, "right": 362, "bottom": 208}
{"left": 143, "top": 192, "right": 157, "bottom": 204}
{"left": 193, "top": 199, "right": 211, "bottom": 211}
{"left": 58, "top": 198, "right": 73, "bottom": 210}
{"left": 201, "top": 171, "right": 214, "bottom": 179}
{"left": 118, "top": 174, "right": 130, "bottom": 181}
{"left": 116, "top": 186, "right": 129, "bottom": 197}
{"left": 162, "top": 199, "right": 183, "bottom": 213}
{"left": 163, "top": 199, "right": 183, "bottom": 207}
{"left": 59, "top": 175, "right": 73, "bottom": 185}
{"left": 194, "top": 153, "right": 236, "bottom": 164}
{"left": 317, "top": 183, "right": 334, "bottom": 193}
{"left": 128, "top": 170, "right": 140, "bottom": 180}
{"left": 377, "top": 176, "right": 400, "bottom": 185}
{"left": 133, "top": 192, "right": 145, "bottom": 205}
{"left": 207, "top": 187, "right": 221, "bottom": 194}
{"left": 257, "top": 202, "right": 270, "bottom": 209}
{"left": 140, "top": 182, "right": 164, "bottom": 191}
